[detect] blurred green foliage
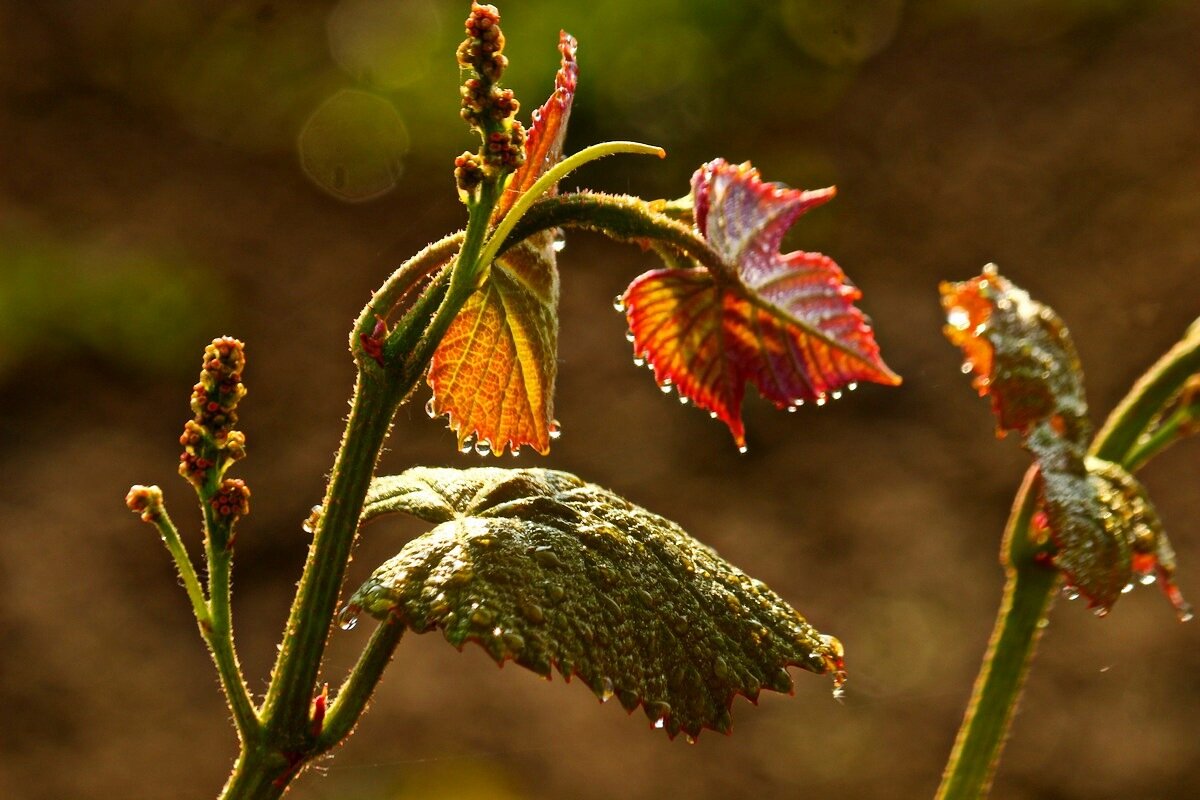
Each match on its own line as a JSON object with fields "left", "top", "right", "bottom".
{"left": 0, "top": 227, "right": 212, "bottom": 377}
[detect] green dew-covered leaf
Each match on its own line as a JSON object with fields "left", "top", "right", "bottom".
{"left": 349, "top": 467, "right": 844, "bottom": 740}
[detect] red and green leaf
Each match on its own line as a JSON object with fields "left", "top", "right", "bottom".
{"left": 428, "top": 32, "right": 577, "bottom": 456}
{"left": 941, "top": 267, "right": 1189, "bottom": 617}
{"left": 622, "top": 159, "right": 901, "bottom": 448}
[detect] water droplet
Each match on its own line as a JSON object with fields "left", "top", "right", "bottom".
{"left": 598, "top": 676, "right": 614, "bottom": 702}
{"left": 632, "top": 356, "right": 646, "bottom": 367}
{"left": 549, "top": 420, "right": 562, "bottom": 440}
{"left": 1092, "top": 606, "right": 1110, "bottom": 618}
{"left": 510, "top": 445, "right": 521, "bottom": 458}
{"left": 786, "top": 405, "right": 797, "bottom": 413}
{"left": 552, "top": 231, "right": 567, "bottom": 253}
{"left": 424, "top": 397, "right": 437, "bottom": 418}
{"left": 659, "top": 381, "right": 673, "bottom": 394}
{"left": 709, "top": 411, "right": 718, "bottom": 419}
{"left": 948, "top": 306, "right": 970, "bottom": 331}
{"left": 1122, "top": 583, "right": 1135, "bottom": 594}
{"left": 815, "top": 395, "right": 827, "bottom": 406}
{"left": 1140, "top": 573, "right": 1157, "bottom": 586}
{"left": 685, "top": 734, "right": 697, "bottom": 745}
{"left": 625, "top": 329, "right": 636, "bottom": 343}
{"left": 737, "top": 445, "right": 748, "bottom": 454}
{"left": 961, "top": 361, "right": 974, "bottom": 374}
{"left": 337, "top": 605, "right": 359, "bottom": 631}
{"left": 832, "top": 682, "right": 846, "bottom": 702}
{"left": 459, "top": 436, "right": 474, "bottom": 454}
{"left": 653, "top": 717, "right": 665, "bottom": 729}
{"left": 612, "top": 296, "right": 626, "bottom": 313}
{"left": 831, "top": 390, "right": 842, "bottom": 400}
{"left": 1063, "top": 588, "right": 1080, "bottom": 601}
{"left": 474, "top": 440, "right": 492, "bottom": 457}
{"left": 678, "top": 395, "right": 689, "bottom": 405}
{"left": 848, "top": 382, "right": 858, "bottom": 391}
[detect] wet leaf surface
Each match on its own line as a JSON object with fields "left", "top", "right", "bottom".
{"left": 427, "top": 33, "right": 577, "bottom": 456}
{"left": 350, "top": 467, "right": 845, "bottom": 739}
{"left": 942, "top": 266, "right": 1188, "bottom": 617}
{"left": 623, "top": 159, "right": 900, "bottom": 448}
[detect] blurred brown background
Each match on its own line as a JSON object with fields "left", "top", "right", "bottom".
{"left": 2, "top": 1, "right": 1198, "bottom": 798}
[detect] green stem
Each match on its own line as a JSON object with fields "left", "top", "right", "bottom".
{"left": 204, "top": 520, "right": 261, "bottom": 741}
{"left": 473, "top": 141, "right": 664, "bottom": 277}
{"left": 1123, "top": 401, "right": 1197, "bottom": 472}
{"left": 149, "top": 503, "right": 210, "bottom": 627}
{"left": 396, "top": 178, "right": 502, "bottom": 381}
{"left": 1091, "top": 317, "right": 1200, "bottom": 464}
{"left": 505, "top": 191, "right": 722, "bottom": 272}
{"left": 938, "top": 318, "right": 1200, "bottom": 798}
{"left": 352, "top": 231, "right": 464, "bottom": 360}
{"left": 317, "top": 615, "right": 405, "bottom": 752}
{"left": 936, "top": 468, "right": 1056, "bottom": 800}
{"left": 261, "top": 367, "right": 403, "bottom": 740}
{"left": 218, "top": 748, "right": 290, "bottom": 800}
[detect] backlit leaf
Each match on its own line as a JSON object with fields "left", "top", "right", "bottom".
{"left": 349, "top": 467, "right": 846, "bottom": 739}
{"left": 622, "top": 159, "right": 901, "bottom": 447}
{"left": 942, "top": 266, "right": 1188, "bottom": 617}
{"left": 428, "top": 33, "right": 577, "bottom": 456}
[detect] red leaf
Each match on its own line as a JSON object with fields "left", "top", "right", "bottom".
{"left": 493, "top": 32, "right": 578, "bottom": 220}
{"left": 622, "top": 159, "right": 901, "bottom": 447}
{"left": 429, "top": 32, "right": 577, "bottom": 456}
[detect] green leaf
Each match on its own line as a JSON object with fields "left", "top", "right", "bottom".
{"left": 349, "top": 467, "right": 845, "bottom": 740}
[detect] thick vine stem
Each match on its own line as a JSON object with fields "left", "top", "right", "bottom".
{"left": 938, "top": 320, "right": 1200, "bottom": 799}
{"left": 260, "top": 367, "right": 403, "bottom": 740}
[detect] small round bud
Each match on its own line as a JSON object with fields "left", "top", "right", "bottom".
{"left": 126, "top": 484, "right": 164, "bottom": 522}
{"left": 211, "top": 478, "right": 251, "bottom": 523}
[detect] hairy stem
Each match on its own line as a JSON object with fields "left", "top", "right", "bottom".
{"left": 261, "top": 368, "right": 402, "bottom": 740}
{"left": 148, "top": 503, "right": 210, "bottom": 627}
{"left": 353, "top": 231, "right": 465, "bottom": 359}
{"left": 317, "top": 615, "right": 405, "bottom": 751}
{"left": 939, "top": 319, "right": 1200, "bottom": 798}
{"left": 204, "top": 518, "right": 261, "bottom": 741}
{"left": 218, "top": 748, "right": 290, "bottom": 800}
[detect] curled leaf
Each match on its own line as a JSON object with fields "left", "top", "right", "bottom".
{"left": 428, "top": 32, "right": 577, "bottom": 456}
{"left": 349, "top": 467, "right": 845, "bottom": 739}
{"left": 622, "top": 159, "right": 900, "bottom": 448}
{"left": 942, "top": 266, "right": 1187, "bottom": 617}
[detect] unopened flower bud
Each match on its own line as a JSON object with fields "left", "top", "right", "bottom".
{"left": 211, "top": 478, "right": 251, "bottom": 523}
{"left": 126, "top": 484, "right": 165, "bottom": 523}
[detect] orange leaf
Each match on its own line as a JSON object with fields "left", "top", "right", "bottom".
{"left": 429, "top": 32, "right": 577, "bottom": 455}
{"left": 622, "top": 160, "right": 900, "bottom": 448}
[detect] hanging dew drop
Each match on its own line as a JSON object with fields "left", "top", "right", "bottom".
{"left": 549, "top": 420, "right": 562, "bottom": 440}
{"left": 337, "top": 606, "right": 359, "bottom": 631}
{"left": 632, "top": 356, "right": 646, "bottom": 367}
{"left": 1122, "top": 583, "right": 1135, "bottom": 594}
{"left": 815, "top": 395, "right": 827, "bottom": 406}
{"left": 678, "top": 395, "right": 689, "bottom": 405}
{"left": 832, "top": 390, "right": 842, "bottom": 400}
{"left": 737, "top": 445, "right": 748, "bottom": 454}
{"left": 787, "top": 405, "right": 797, "bottom": 413}
{"left": 1140, "top": 573, "right": 1157, "bottom": 586}
{"left": 653, "top": 718, "right": 665, "bottom": 729}
{"left": 948, "top": 306, "right": 970, "bottom": 331}
{"left": 848, "top": 382, "right": 858, "bottom": 391}
{"left": 598, "top": 677, "right": 614, "bottom": 703}
{"left": 552, "top": 231, "right": 567, "bottom": 253}
{"left": 474, "top": 440, "right": 492, "bottom": 457}
{"left": 961, "top": 361, "right": 974, "bottom": 374}
{"left": 625, "top": 330, "right": 635, "bottom": 343}
{"left": 424, "top": 397, "right": 437, "bottom": 418}
{"left": 510, "top": 445, "right": 521, "bottom": 457}
{"left": 612, "top": 296, "right": 626, "bottom": 313}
